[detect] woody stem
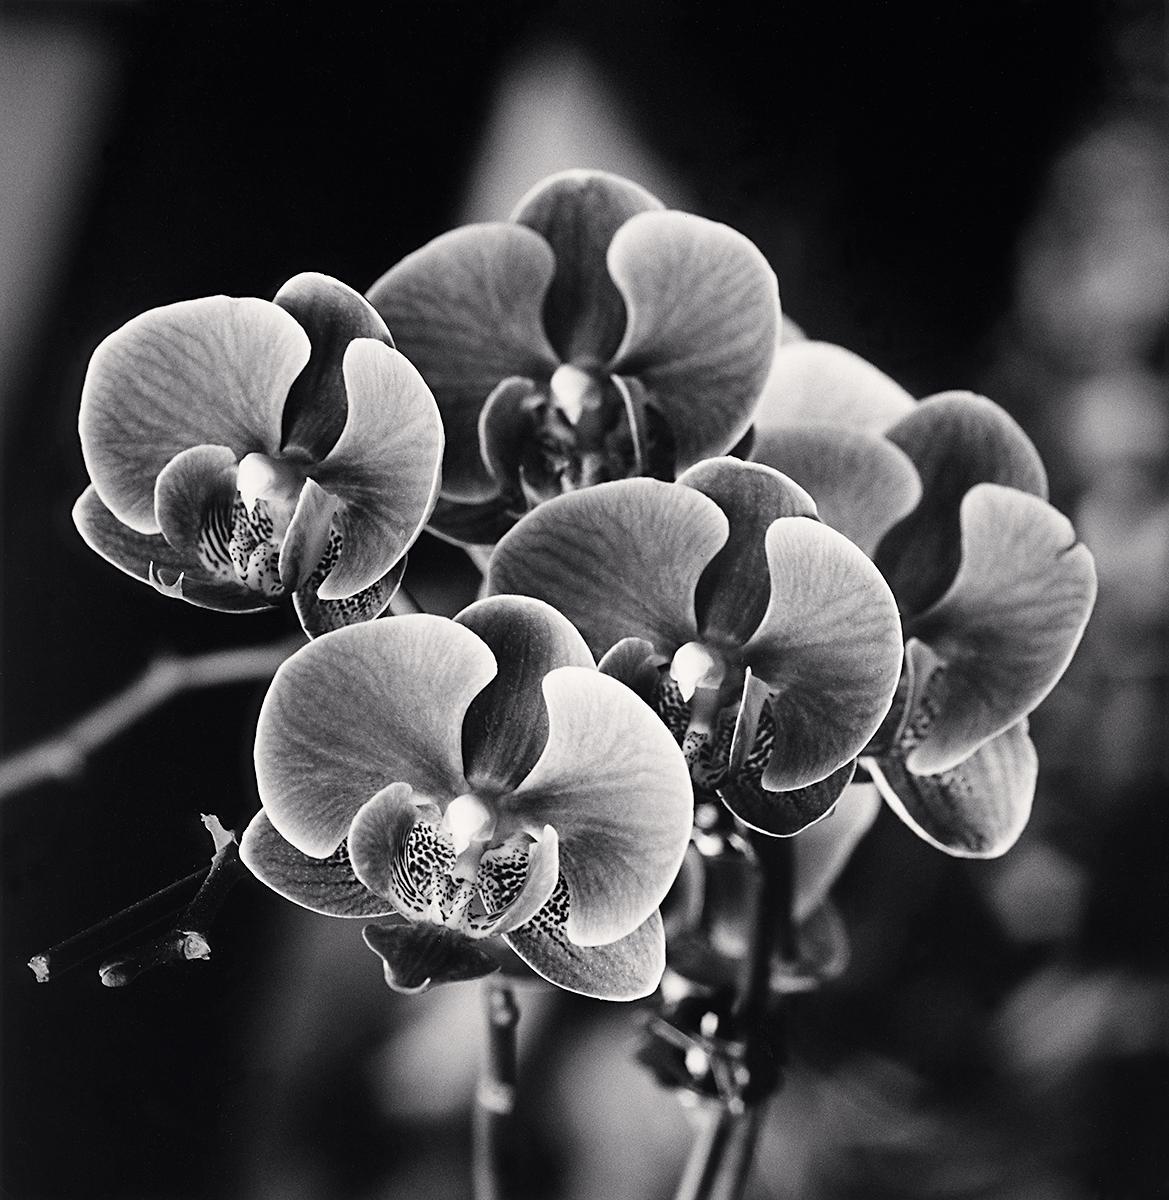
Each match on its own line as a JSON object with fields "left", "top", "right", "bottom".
{"left": 472, "top": 976, "right": 521, "bottom": 1200}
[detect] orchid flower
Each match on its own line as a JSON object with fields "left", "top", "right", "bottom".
{"left": 366, "top": 170, "right": 779, "bottom": 547}
{"left": 752, "top": 345, "right": 1097, "bottom": 856}
{"left": 487, "top": 458, "right": 904, "bottom": 837}
{"left": 74, "top": 272, "right": 443, "bottom": 637}
{"left": 239, "top": 595, "right": 693, "bottom": 999}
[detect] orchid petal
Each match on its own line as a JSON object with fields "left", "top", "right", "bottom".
{"left": 597, "top": 636, "right": 663, "bottom": 703}
{"left": 456, "top": 596, "right": 593, "bottom": 794}
{"left": 363, "top": 922, "right": 498, "bottom": 994}
{"left": 488, "top": 478, "right": 727, "bottom": 660}
{"left": 791, "top": 783, "right": 881, "bottom": 922}
{"left": 312, "top": 339, "right": 442, "bottom": 600}
{"left": 904, "top": 484, "right": 1097, "bottom": 774}
{"left": 721, "top": 760, "right": 855, "bottom": 837}
{"left": 877, "top": 392, "right": 1049, "bottom": 615}
{"left": 426, "top": 495, "right": 517, "bottom": 549}
{"left": 254, "top": 616, "right": 496, "bottom": 856}
{"left": 608, "top": 211, "right": 779, "bottom": 471}
{"left": 506, "top": 909, "right": 665, "bottom": 1001}
{"left": 293, "top": 556, "right": 405, "bottom": 639}
{"left": 278, "top": 477, "right": 339, "bottom": 592}
{"left": 504, "top": 667, "right": 692, "bottom": 947}
{"left": 367, "top": 224, "right": 559, "bottom": 502}
{"left": 743, "top": 519, "right": 903, "bottom": 789}
{"left": 478, "top": 376, "right": 543, "bottom": 491}
{"left": 512, "top": 169, "right": 663, "bottom": 363}
{"left": 152, "top": 443, "right": 239, "bottom": 558}
{"left": 347, "top": 782, "right": 435, "bottom": 914}
{"left": 239, "top": 810, "right": 393, "bottom": 918}
{"left": 751, "top": 426, "right": 922, "bottom": 557}
{"left": 79, "top": 296, "right": 309, "bottom": 532}
{"left": 476, "top": 826, "right": 561, "bottom": 938}
{"left": 867, "top": 721, "right": 1038, "bottom": 858}
{"left": 678, "top": 458, "right": 817, "bottom": 645}
{"left": 273, "top": 272, "right": 394, "bottom": 460}
{"left": 752, "top": 341, "right": 915, "bottom": 436}
{"left": 728, "top": 668, "right": 772, "bottom": 776}
{"left": 72, "top": 485, "right": 267, "bottom": 612}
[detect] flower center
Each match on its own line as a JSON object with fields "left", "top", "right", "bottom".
{"left": 236, "top": 452, "right": 306, "bottom": 535}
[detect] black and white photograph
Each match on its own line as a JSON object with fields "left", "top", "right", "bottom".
{"left": 1, "top": 2, "right": 1165, "bottom": 1197}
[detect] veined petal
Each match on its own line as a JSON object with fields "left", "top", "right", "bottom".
{"left": 273, "top": 272, "right": 395, "bottom": 460}
{"left": 239, "top": 810, "right": 393, "bottom": 918}
{"left": 347, "top": 783, "right": 436, "bottom": 915}
{"left": 367, "top": 223, "right": 559, "bottom": 502}
{"left": 80, "top": 296, "right": 310, "bottom": 532}
{"left": 505, "top": 909, "right": 665, "bottom": 1001}
{"left": 152, "top": 443, "right": 240, "bottom": 558}
{"left": 312, "top": 340, "right": 442, "bottom": 600}
{"left": 293, "top": 555, "right": 405, "bottom": 639}
{"left": 254, "top": 616, "right": 497, "bottom": 856}
{"left": 487, "top": 478, "right": 727, "bottom": 660}
{"left": 877, "top": 392, "right": 1049, "bottom": 615}
{"left": 751, "top": 426, "right": 922, "bottom": 558}
{"left": 867, "top": 721, "right": 1038, "bottom": 858}
{"left": 904, "top": 484, "right": 1097, "bottom": 775}
{"left": 512, "top": 169, "right": 663, "bottom": 364}
{"left": 752, "top": 341, "right": 915, "bottom": 436}
{"left": 73, "top": 486, "right": 268, "bottom": 612}
{"left": 502, "top": 668, "right": 692, "bottom": 947}
{"left": 743, "top": 519, "right": 903, "bottom": 790}
{"left": 608, "top": 211, "right": 780, "bottom": 471}
{"left": 792, "top": 783, "right": 881, "bottom": 922}
{"left": 456, "top": 596, "right": 594, "bottom": 795}
{"left": 678, "top": 458, "right": 817, "bottom": 646}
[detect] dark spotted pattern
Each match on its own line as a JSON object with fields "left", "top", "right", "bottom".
{"left": 198, "top": 495, "right": 284, "bottom": 599}
{"left": 514, "top": 875, "right": 572, "bottom": 944}
{"left": 389, "top": 820, "right": 457, "bottom": 918}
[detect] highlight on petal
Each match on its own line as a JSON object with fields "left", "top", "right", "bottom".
{"left": 791, "top": 783, "right": 881, "bottom": 922}
{"left": 456, "top": 596, "right": 594, "bottom": 795}
{"left": 751, "top": 426, "right": 922, "bottom": 558}
{"left": 478, "top": 376, "right": 544, "bottom": 492}
{"left": 608, "top": 210, "right": 780, "bottom": 471}
{"left": 367, "top": 223, "right": 559, "bottom": 502}
{"left": 292, "top": 555, "right": 405, "bottom": 640}
{"left": 512, "top": 169, "right": 664, "bottom": 364}
{"left": 678, "top": 458, "right": 817, "bottom": 646}
{"left": 273, "top": 272, "right": 395, "bottom": 460}
{"left": 904, "top": 484, "right": 1097, "bottom": 775}
{"left": 239, "top": 810, "right": 394, "bottom": 918}
{"left": 313, "top": 339, "right": 442, "bottom": 600}
{"left": 505, "top": 909, "right": 666, "bottom": 1001}
{"left": 504, "top": 667, "right": 693, "bottom": 947}
{"left": 278, "top": 477, "right": 340, "bottom": 592}
{"left": 255, "top": 615, "right": 497, "bottom": 856}
{"left": 488, "top": 478, "right": 728, "bottom": 660}
{"left": 877, "top": 392, "right": 1049, "bottom": 615}
{"left": 73, "top": 486, "right": 267, "bottom": 612}
{"left": 80, "top": 296, "right": 310, "bottom": 532}
{"left": 363, "top": 922, "right": 498, "bottom": 994}
{"left": 752, "top": 341, "right": 915, "bottom": 437}
{"left": 867, "top": 721, "right": 1038, "bottom": 858}
{"left": 743, "top": 519, "right": 903, "bottom": 790}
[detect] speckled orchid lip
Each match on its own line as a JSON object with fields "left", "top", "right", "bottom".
{"left": 367, "top": 169, "right": 780, "bottom": 545}
{"left": 73, "top": 272, "right": 444, "bottom": 637}
{"left": 240, "top": 595, "right": 695, "bottom": 999}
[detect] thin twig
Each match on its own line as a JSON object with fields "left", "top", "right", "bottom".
{"left": 0, "top": 639, "right": 301, "bottom": 804}
{"left": 98, "top": 815, "right": 246, "bottom": 987}
{"left": 472, "top": 977, "right": 520, "bottom": 1200}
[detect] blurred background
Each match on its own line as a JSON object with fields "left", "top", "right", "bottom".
{"left": 2, "top": 2, "right": 1166, "bottom": 1197}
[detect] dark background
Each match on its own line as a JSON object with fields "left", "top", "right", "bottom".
{"left": 2, "top": 3, "right": 1166, "bottom": 1197}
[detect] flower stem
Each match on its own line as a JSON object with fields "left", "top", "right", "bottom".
{"left": 472, "top": 976, "right": 521, "bottom": 1200}
{"left": 675, "top": 1102, "right": 765, "bottom": 1200}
